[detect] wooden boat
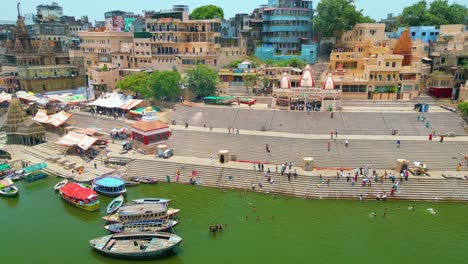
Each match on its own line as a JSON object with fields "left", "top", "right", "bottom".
{"left": 9, "top": 171, "right": 25, "bottom": 181}
{"left": 124, "top": 181, "right": 140, "bottom": 187}
{"left": 102, "top": 205, "right": 180, "bottom": 223}
{"left": 104, "top": 219, "right": 178, "bottom": 234}
{"left": 132, "top": 198, "right": 171, "bottom": 204}
{"left": 130, "top": 176, "right": 158, "bottom": 184}
{"left": 59, "top": 182, "right": 100, "bottom": 212}
{"left": 54, "top": 179, "right": 68, "bottom": 191}
{"left": 107, "top": 195, "right": 124, "bottom": 215}
{"left": 93, "top": 176, "right": 127, "bottom": 197}
{"left": 89, "top": 232, "right": 182, "bottom": 259}
{"left": 0, "top": 185, "right": 19, "bottom": 197}
{"left": 23, "top": 171, "right": 48, "bottom": 182}
{"left": 239, "top": 98, "right": 257, "bottom": 106}
{"left": 0, "top": 178, "right": 14, "bottom": 189}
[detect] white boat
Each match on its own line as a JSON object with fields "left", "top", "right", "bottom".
{"left": 102, "top": 203, "right": 180, "bottom": 223}
{"left": 104, "top": 219, "right": 178, "bottom": 233}
{"left": 132, "top": 198, "right": 171, "bottom": 204}
{"left": 89, "top": 232, "right": 182, "bottom": 259}
{"left": 107, "top": 195, "right": 124, "bottom": 215}
{"left": 0, "top": 185, "right": 19, "bottom": 197}
{"left": 54, "top": 179, "right": 68, "bottom": 191}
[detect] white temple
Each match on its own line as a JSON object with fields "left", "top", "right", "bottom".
{"left": 273, "top": 65, "right": 341, "bottom": 112}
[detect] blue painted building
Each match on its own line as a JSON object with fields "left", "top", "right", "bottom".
{"left": 255, "top": 0, "right": 317, "bottom": 64}
{"left": 391, "top": 26, "right": 439, "bottom": 43}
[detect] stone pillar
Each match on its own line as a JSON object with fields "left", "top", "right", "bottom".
{"left": 302, "top": 157, "right": 314, "bottom": 171}
{"left": 218, "top": 150, "right": 230, "bottom": 163}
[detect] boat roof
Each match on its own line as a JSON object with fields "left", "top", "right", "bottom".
{"left": 61, "top": 183, "right": 98, "bottom": 200}
{"left": 95, "top": 177, "right": 125, "bottom": 187}
{"left": 118, "top": 203, "right": 166, "bottom": 215}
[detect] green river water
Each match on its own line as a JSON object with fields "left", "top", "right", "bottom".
{"left": 1, "top": 177, "right": 467, "bottom": 264}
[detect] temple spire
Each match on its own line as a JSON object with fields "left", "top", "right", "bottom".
{"left": 17, "top": 1, "right": 21, "bottom": 18}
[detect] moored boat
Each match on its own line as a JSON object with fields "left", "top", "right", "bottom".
{"left": 59, "top": 182, "right": 100, "bottom": 211}
{"left": 130, "top": 176, "right": 158, "bottom": 184}
{"left": 102, "top": 204, "right": 180, "bottom": 223}
{"left": 132, "top": 198, "right": 171, "bottom": 204}
{"left": 124, "top": 181, "right": 140, "bottom": 187}
{"left": 107, "top": 195, "right": 124, "bottom": 215}
{"left": 92, "top": 176, "right": 127, "bottom": 197}
{"left": 0, "top": 185, "right": 19, "bottom": 197}
{"left": 89, "top": 232, "right": 182, "bottom": 259}
{"left": 54, "top": 179, "right": 68, "bottom": 191}
{"left": 23, "top": 171, "right": 48, "bottom": 182}
{"left": 104, "top": 219, "right": 178, "bottom": 234}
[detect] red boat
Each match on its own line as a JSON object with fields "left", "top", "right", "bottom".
{"left": 239, "top": 98, "right": 256, "bottom": 106}
{"left": 59, "top": 182, "right": 100, "bottom": 211}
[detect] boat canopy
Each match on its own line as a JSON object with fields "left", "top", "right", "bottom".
{"left": 61, "top": 183, "right": 98, "bottom": 200}
{"left": 0, "top": 178, "right": 13, "bottom": 189}
{"left": 95, "top": 177, "right": 125, "bottom": 188}
{"left": 203, "top": 96, "right": 235, "bottom": 101}
{"left": 0, "top": 164, "right": 10, "bottom": 171}
{"left": 23, "top": 162, "right": 48, "bottom": 173}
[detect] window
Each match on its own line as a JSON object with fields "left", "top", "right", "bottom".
{"left": 392, "top": 62, "right": 396, "bottom": 67}
{"left": 411, "top": 32, "right": 415, "bottom": 36}
{"left": 422, "top": 32, "right": 426, "bottom": 36}
{"left": 385, "top": 62, "right": 390, "bottom": 67}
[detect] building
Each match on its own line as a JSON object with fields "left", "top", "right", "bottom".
{"left": 255, "top": 0, "right": 317, "bottom": 64}
{"left": 427, "top": 72, "right": 455, "bottom": 98}
{"left": 327, "top": 24, "right": 425, "bottom": 100}
{"left": 131, "top": 107, "right": 171, "bottom": 146}
{"left": 104, "top": 10, "right": 139, "bottom": 32}
{"left": 5, "top": 98, "right": 46, "bottom": 145}
{"left": 429, "top": 24, "right": 467, "bottom": 98}
{"left": 272, "top": 64, "right": 342, "bottom": 111}
{"left": 3, "top": 3, "right": 84, "bottom": 93}
{"left": 390, "top": 26, "right": 439, "bottom": 44}
{"left": 380, "top": 13, "right": 398, "bottom": 32}
{"left": 36, "top": 2, "right": 63, "bottom": 23}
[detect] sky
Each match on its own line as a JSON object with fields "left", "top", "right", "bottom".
{"left": 1, "top": 0, "right": 464, "bottom": 23}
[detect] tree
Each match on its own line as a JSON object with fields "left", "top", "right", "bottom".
{"left": 313, "top": 0, "right": 375, "bottom": 37}
{"left": 146, "top": 70, "right": 182, "bottom": 100}
{"left": 187, "top": 65, "right": 219, "bottom": 98}
{"left": 244, "top": 74, "right": 258, "bottom": 94}
{"left": 116, "top": 72, "right": 151, "bottom": 98}
{"left": 191, "top": 5, "right": 224, "bottom": 20}
{"left": 400, "top": 0, "right": 468, "bottom": 27}
{"left": 458, "top": 102, "right": 468, "bottom": 122}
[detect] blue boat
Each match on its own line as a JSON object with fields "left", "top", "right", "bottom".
{"left": 23, "top": 171, "right": 48, "bottom": 182}
{"left": 92, "top": 177, "right": 126, "bottom": 197}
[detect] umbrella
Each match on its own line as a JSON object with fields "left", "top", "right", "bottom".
{"left": 413, "top": 162, "right": 427, "bottom": 169}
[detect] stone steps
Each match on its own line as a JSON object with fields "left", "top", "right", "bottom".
{"left": 125, "top": 158, "right": 468, "bottom": 201}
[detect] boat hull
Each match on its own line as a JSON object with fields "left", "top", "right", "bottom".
{"left": 107, "top": 195, "right": 124, "bottom": 215}
{"left": 105, "top": 220, "right": 178, "bottom": 234}
{"left": 102, "top": 208, "right": 180, "bottom": 223}
{"left": 23, "top": 172, "right": 48, "bottom": 182}
{"left": 0, "top": 186, "right": 19, "bottom": 197}
{"left": 89, "top": 232, "right": 182, "bottom": 259}
{"left": 94, "top": 188, "right": 127, "bottom": 197}
{"left": 61, "top": 197, "right": 100, "bottom": 211}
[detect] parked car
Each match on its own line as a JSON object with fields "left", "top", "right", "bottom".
{"left": 163, "top": 149, "right": 174, "bottom": 158}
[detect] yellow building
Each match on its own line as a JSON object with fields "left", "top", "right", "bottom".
{"left": 327, "top": 23, "right": 424, "bottom": 100}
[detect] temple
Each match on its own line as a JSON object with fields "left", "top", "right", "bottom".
{"left": 273, "top": 64, "right": 342, "bottom": 112}
{"left": 4, "top": 98, "right": 46, "bottom": 145}
{"left": 131, "top": 107, "right": 171, "bottom": 146}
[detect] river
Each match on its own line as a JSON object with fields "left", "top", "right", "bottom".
{"left": 1, "top": 177, "right": 467, "bottom": 264}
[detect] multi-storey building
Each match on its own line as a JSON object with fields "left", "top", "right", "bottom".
{"left": 36, "top": 2, "right": 63, "bottom": 23}
{"left": 2, "top": 3, "right": 84, "bottom": 93}
{"left": 327, "top": 24, "right": 425, "bottom": 100}
{"left": 390, "top": 26, "right": 439, "bottom": 44}
{"left": 255, "top": 0, "right": 317, "bottom": 63}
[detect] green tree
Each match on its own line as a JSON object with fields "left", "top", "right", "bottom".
{"left": 458, "top": 102, "right": 468, "bottom": 122}
{"left": 191, "top": 5, "right": 224, "bottom": 20}
{"left": 313, "top": 0, "right": 375, "bottom": 37}
{"left": 187, "top": 65, "right": 219, "bottom": 98}
{"left": 400, "top": 0, "right": 468, "bottom": 26}
{"left": 146, "top": 70, "right": 182, "bottom": 100}
{"left": 244, "top": 74, "right": 258, "bottom": 94}
{"left": 116, "top": 72, "right": 151, "bottom": 98}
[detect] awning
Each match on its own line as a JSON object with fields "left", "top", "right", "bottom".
{"left": 56, "top": 132, "right": 98, "bottom": 150}
{"left": 0, "top": 92, "right": 12, "bottom": 103}
{"left": 119, "top": 99, "right": 143, "bottom": 110}
{"left": 291, "top": 68, "right": 303, "bottom": 73}
{"left": 75, "top": 128, "right": 99, "bottom": 136}
{"left": 23, "top": 162, "right": 48, "bottom": 173}
{"left": 33, "top": 110, "right": 72, "bottom": 127}
{"left": 16, "top": 91, "right": 39, "bottom": 102}
{"left": 32, "top": 109, "right": 51, "bottom": 123}
{"left": 90, "top": 92, "right": 132, "bottom": 108}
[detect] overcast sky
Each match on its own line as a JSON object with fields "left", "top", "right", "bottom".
{"left": 2, "top": 0, "right": 464, "bottom": 22}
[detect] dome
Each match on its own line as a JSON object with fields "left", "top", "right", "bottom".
{"left": 16, "top": 120, "right": 45, "bottom": 134}
{"left": 279, "top": 72, "right": 291, "bottom": 89}
{"left": 299, "top": 64, "right": 315, "bottom": 87}
{"left": 322, "top": 73, "right": 335, "bottom": 90}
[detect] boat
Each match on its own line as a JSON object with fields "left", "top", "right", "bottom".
{"left": 107, "top": 195, "right": 124, "bottom": 215}
{"left": 132, "top": 198, "right": 171, "bottom": 204}
{"left": 92, "top": 176, "right": 127, "bottom": 196}
{"left": 0, "top": 178, "right": 14, "bottom": 189}
{"left": 102, "top": 203, "right": 180, "bottom": 223}
{"left": 130, "top": 176, "right": 158, "bottom": 184}
{"left": 59, "top": 182, "right": 100, "bottom": 211}
{"left": 89, "top": 232, "right": 182, "bottom": 259}
{"left": 239, "top": 98, "right": 257, "bottom": 106}
{"left": 23, "top": 171, "right": 48, "bottom": 182}
{"left": 0, "top": 185, "right": 19, "bottom": 197}
{"left": 104, "top": 219, "right": 178, "bottom": 234}
{"left": 54, "top": 179, "right": 68, "bottom": 191}
{"left": 124, "top": 181, "right": 140, "bottom": 187}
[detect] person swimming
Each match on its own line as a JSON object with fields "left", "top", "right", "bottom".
{"left": 408, "top": 205, "right": 416, "bottom": 211}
